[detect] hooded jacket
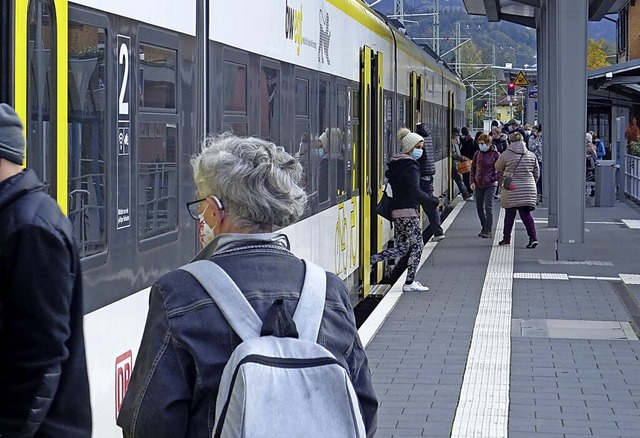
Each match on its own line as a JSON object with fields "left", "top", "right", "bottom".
{"left": 386, "top": 154, "right": 435, "bottom": 212}
{"left": 470, "top": 145, "right": 501, "bottom": 188}
{"left": 0, "top": 169, "right": 91, "bottom": 437}
{"left": 495, "top": 141, "right": 539, "bottom": 209}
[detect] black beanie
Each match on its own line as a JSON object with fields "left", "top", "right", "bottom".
{"left": 0, "top": 103, "right": 25, "bottom": 165}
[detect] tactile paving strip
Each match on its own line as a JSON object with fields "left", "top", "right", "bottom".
{"left": 451, "top": 209, "right": 511, "bottom": 438}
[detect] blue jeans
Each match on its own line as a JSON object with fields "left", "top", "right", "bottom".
{"left": 419, "top": 178, "right": 444, "bottom": 236}
{"left": 474, "top": 186, "right": 497, "bottom": 233}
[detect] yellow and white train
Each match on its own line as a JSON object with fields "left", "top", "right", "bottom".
{"left": 1, "top": 0, "right": 465, "bottom": 434}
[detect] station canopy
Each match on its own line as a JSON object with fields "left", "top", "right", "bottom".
{"left": 462, "top": 0, "right": 630, "bottom": 27}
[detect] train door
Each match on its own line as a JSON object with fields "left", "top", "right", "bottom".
{"left": 360, "top": 45, "right": 383, "bottom": 297}
{"left": 12, "top": 0, "right": 68, "bottom": 207}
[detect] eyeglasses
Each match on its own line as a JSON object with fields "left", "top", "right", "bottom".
{"left": 185, "top": 196, "right": 225, "bottom": 220}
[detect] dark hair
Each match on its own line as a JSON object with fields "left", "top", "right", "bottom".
{"left": 461, "top": 127, "right": 469, "bottom": 136}
{"left": 491, "top": 120, "right": 499, "bottom": 128}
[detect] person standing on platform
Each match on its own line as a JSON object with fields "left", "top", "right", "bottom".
{"left": 470, "top": 133, "right": 501, "bottom": 238}
{"left": 459, "top": 126, "right": 477, "bottom": 194}
{"left": 495, "top": 132, "right": 539, "bottom": 248}
{"left": 371, "top": 128, "right": 435, "bottom": 292}
{"left": 0, "top": 103, "right": 92, "bottom": 437}
{"left": 527, "top": 124, "right": 543, "bottom": 201}
{"left": 451, "top": 127, "right": 473, "bottom": 201}
{"left": 118, "top": 134, "right": 378, "bottom": 437}
{"left": 416, "top": 114, "right": 444, "bottom": 241}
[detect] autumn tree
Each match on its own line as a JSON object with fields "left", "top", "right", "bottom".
{"left": 587, "top": 38, "right": 611, "bottom": 70}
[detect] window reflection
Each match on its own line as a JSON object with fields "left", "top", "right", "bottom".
{"left": 68, "top": 21, "right": 107, "bottom": 257}
{"left": 27, "top": 0, "right": 55, "bottom": 194}
{"left": 223, "top": 61, "right": 246, "bottom": 114}
{"left": 138, "top": 123, "right": 178, "bottom": 239}
{"left": 259, "top": 66, "right": 280, "bottom": 143}
{"left": 138, "top": 44, "right": 176, "bottom": 110}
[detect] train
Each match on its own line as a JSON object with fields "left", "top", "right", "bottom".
{"left": 1, "top": 0, "right": 465, "bottom": 435}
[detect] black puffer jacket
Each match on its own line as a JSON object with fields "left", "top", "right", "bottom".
{"left": 387, "top": 155, "right": 436, "bottom": 211}
{"left": 415, "top": 123, "right": 436, "bottom": 177}
{"left": 0, "top": 169, "right": 91, "bottom": 437}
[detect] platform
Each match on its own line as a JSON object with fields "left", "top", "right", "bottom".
{"left": 359, "top": 197, "right": 640, "bottom": 437}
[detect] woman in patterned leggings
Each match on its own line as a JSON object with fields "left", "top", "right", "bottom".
{"left": 371, "top": 128, "right": 438, "bottom": 292}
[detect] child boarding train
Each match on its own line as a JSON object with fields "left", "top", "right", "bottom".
{"left": 1, "top": 0, "right": 464, "bottom": 434}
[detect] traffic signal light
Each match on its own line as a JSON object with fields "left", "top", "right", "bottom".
{"left": 507, "top": 82, "right": 515, "bottom": 96}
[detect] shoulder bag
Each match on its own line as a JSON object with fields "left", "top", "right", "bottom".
{"left": 499, "top": 152, "right": 525, "bottom": 191}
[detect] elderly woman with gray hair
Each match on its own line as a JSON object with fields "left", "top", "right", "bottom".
{"left": 118, "top": 134, "right": 378, "bottom": 437}
{"left": 495, "top": 132, "right": 540, "bottom": 248}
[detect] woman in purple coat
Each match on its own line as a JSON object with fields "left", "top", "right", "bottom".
{"left": 470, "top": 133, "right": 501, "bottom": 238}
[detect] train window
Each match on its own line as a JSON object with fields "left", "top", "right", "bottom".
{"left": 397, "top": 99, "right": 405, "bottom": 129}
{"left": 138, "top": 44, "right": 176, "bottom": 110}
{"left": 350, "top": 89, "right": 360, "bottom": 193}
{"left": 68, "top": 20, "right": 107, "bottom": 258}
{"left": 318, "top": 78, "right": 330, "bottom": 204}
{"left": 336, "top": 83, "right": 348, "bottom": 199}
{"left": 259, "top": 64, "right": 280, "bottom": 144}
{"left": 295, "top": 123, "right": 312, "bottom": 202}
{"left": 137, "top": 122, "right": 178, "bottom": 240}
{"left": 295, "top": 77, "right": 309, "bottom": 117}
{"left": 27, "top": 0, "right": 56, "bottom": 195}
{"left": 383, "top": 95, "right": 393, "bottom": 169}
{"left": 223, "top": 61, "right": 247, "bottom": 115}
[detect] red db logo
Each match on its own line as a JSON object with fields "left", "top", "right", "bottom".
{"left": 115, "top": 350, "right": 133, "bottom": 421}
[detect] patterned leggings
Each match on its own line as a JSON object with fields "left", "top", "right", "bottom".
{"left": 370, "top": 217, "right": 423, "bottom": 283}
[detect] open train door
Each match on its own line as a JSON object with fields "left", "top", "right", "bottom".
{"left": 360, "top": 46, "right": 384, "bottom": 298}
{"left": 447, "top": 90, "right": 455, "bottom": 202}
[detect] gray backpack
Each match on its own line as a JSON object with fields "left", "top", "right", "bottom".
{"left": 180, "top": 260, "right": 366, "bottom": 438}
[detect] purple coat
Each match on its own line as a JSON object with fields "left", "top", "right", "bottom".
{"left": 470, "top": 147, "right": 501, "bottom": 188}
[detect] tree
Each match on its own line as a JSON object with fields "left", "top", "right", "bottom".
{"left": 587, "top": 38, "right": 611, "bottom": 70}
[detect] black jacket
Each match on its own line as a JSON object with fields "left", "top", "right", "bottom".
{"left": 0, "top": 169, "right": 91, "bottom": 437}
{"left": 387, "top": 155, "right": 436, "bottom": 211}
{"left": 460, "top": 135, "right": 477, "bottom": 160}
{"left": 415, "top": 123, "right": 436, "bottom": 177}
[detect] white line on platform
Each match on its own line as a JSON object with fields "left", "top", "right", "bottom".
{"left": 622, "top": 219, "right": 640, "bottom": 229}
{"left": 358, "top": 199, "right": 466, "bottom": 348}
{"left": 452, "top": 208, "right": 511, "bottom": 438}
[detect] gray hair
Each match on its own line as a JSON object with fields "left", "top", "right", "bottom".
{"left": 509, "top": 132, "right": 523, "bottom": 143}
{"left": 191, "top": 134, "right": 307, "bottom": 231}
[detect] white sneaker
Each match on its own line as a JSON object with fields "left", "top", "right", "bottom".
{"left": 402, "top": 281, "right": 429, "bottom": 292}
{"left": 432, "top": 234, "right": 445, "bottom": 242}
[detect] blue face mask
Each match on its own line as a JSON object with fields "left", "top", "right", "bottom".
{"left": 479, "top": 143, "right": 489, "bottom": 152}
{"left": 317, "top": 148, "right": 326, "bottom": 159}
{"left": 411, "top": 148, "right": 423, "bottom": 160}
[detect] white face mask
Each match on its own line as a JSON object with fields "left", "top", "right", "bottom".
{"left": 524, "top": 130, "right": 531, "bottom": 136}
{"left": 198, "top": 205, "right": 215, "bottom": 247}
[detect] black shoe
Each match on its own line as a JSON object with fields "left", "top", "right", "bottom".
{"left": 498, "top": 239, "right": 510, "bottom": 246}
{"left": 478, "top": 231, "right": 484, "bottom": 237}
{"left": 481, "top": 231, "right": 492, "bottom": 238}
{"left": 526, "top": 239, "right": 538, "bottom": 249}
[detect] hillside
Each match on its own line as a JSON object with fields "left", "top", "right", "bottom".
{"left": 369, "top": 0, "right": 616, "bottom": 68}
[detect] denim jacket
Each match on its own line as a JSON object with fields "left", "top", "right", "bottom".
{"left": 117, "top": 233, "right": 378, "bottom": 437}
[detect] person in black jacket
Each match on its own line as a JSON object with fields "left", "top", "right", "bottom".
{"left": 416, "top": 117, "right": 444, "bottom": 240}
{"left": 371, "top": 128, "right": 437, "bottom": 292}
{"left": 0, "top": 104, "right": 91, "bottom": 437}
{"left": 459, "top": 127, "right": 477, "bottom": 193}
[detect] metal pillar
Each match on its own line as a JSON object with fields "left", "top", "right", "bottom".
{"left": 394, "top": 0, "right": 404, "bottom": 25}
{"left": 433, "top": 0, "right": 439, "bottom": 56}
{"left": 538, "top": 12, "right": 550, "bottom": 211}
{"left": 550, "top": 0, "right": 588, "bottom": 259}
{"left": 543, "top": 0, "right": 559, "bottom": 227}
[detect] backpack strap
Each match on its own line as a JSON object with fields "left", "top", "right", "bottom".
{"left": 180, "top": 260, "right": 262, "bottom": 341}
{"left": 293, "top": 260, "right": 327, "bottom": 342}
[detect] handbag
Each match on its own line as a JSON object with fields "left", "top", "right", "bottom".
{"left": 376, "top": 183, "right": 393, "bottom": 221}
{"left": 499, "top": 152, "right": 525, "bottom": 191}
{"left": 456, "top": 159, "right": 471, "bottom": 174}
